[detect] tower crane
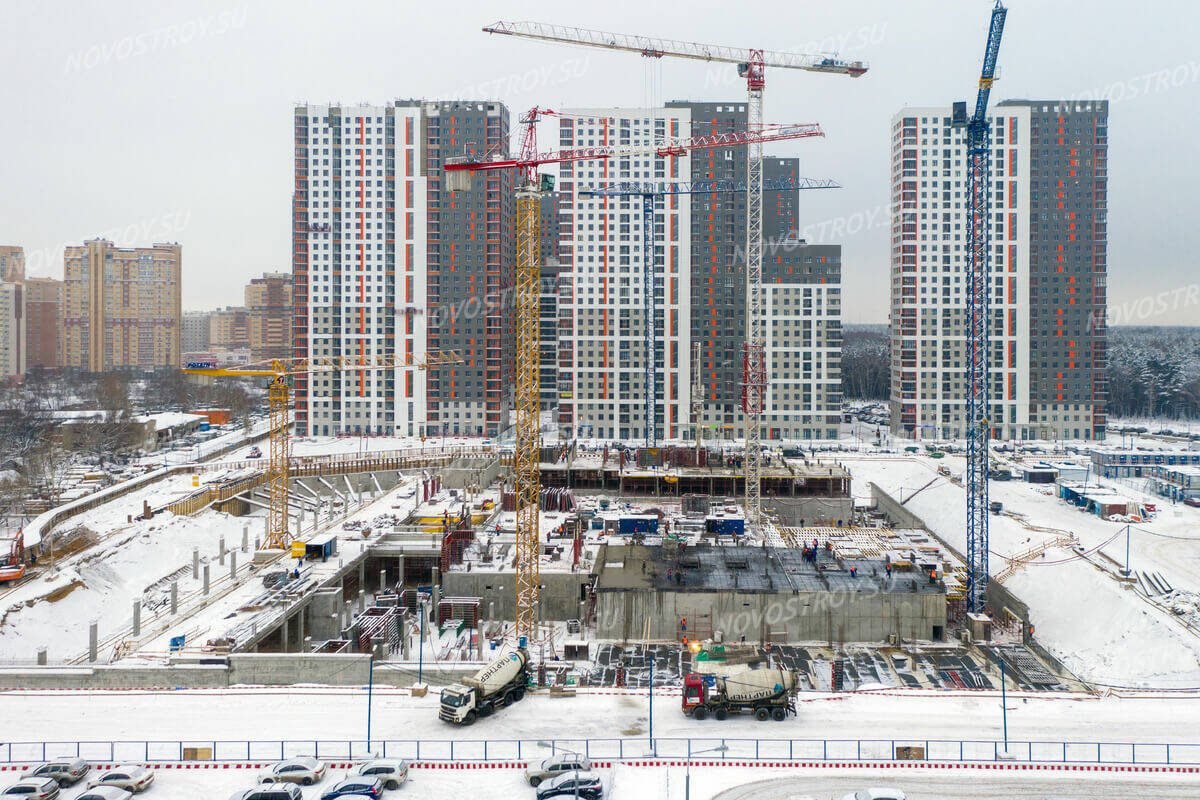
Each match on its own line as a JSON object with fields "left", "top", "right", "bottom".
{"left": 183, "top": 352, "right": 462, "bottom": 551}
{"left": 483, "top": 21, "right": 867, "bottom": 532}
{"left": 579, "top": 177, "right": 841, "bottom": 448}
{"left": 952, "top": 0, "right": 1008, "bottom": 613}
{"left": 444, "top": 109, "right": 825, "bottom": 641}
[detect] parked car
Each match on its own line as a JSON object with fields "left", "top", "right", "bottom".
{"left": 349, "top": 759, "right": 409, "bottom": 789}
{"left": 840, "top": 790, "right": 907, "bottom": 800}
{"left": 525, "top": 755, "right": 591, "bottom": 787}
{"left": 86, "top": 767, "right": 154, "bottom": 793}
{"left": 1, "top": 778, "right": 60, "bottom": 800}
{"left": 258, "top": 758, "right": 326, "bottom": 786}
{"left": 75, "top": 788, "right": 133, "bottom": 800}
{"left": 228, "top": 785, "right": 302, "bottom": 800}
{"left": 319, "top": 777, "right": 384, "bottom": 799}
{"left": 535, "top": 771, "right": 603, "bottom": 800}
{"left": 22, "top": 760, "right": 89, "bottom": 786}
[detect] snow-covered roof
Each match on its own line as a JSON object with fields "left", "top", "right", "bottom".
{"left": 140, "top": 412, "right": 206, "bottom": 431}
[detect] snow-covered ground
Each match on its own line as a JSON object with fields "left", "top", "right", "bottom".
{"left": 0, "top": 511, "right": 254, "bottom": 663}
{"left": 846, "top": 454, "right": 1200, "bottom": 687}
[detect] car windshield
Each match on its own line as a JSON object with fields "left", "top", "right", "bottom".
{"left": 440, "top": 690, "right": 467, "bottom": 707}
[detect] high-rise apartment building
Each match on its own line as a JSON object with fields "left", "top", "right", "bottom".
{"left": 182, "top": 311, "right": 211, "bottom": 353}
{"left": 667, "top": 101, "right": 837, "bottom": 441}
{"left": 293, "top": 101, "right": 511, "bottom": 438}
{"left": 245, "top": 272, "right": 292, "bottom": 362}
{"left": 61, "top": 239, "right": 181, "bottom": 373}
{"left": 0, "top": 282, "right": 24, "bottom": 378}
{"left": 556, "top": 107, "right": 692, "bottom": 441}
{"left": 0, "top": 247, "right": 25, "bottom": 283}
{"left": 888, "top": 100, "right": 1108, "bottom": 441}
{"left": 24, "top": 277, "right": 61, "bottom": 371}
{"left": 209, "top": 306, "right": 251, "bottom": 351}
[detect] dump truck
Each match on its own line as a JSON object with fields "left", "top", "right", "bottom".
{"left": 438, "top": 648, "right": 529, "bottom": 725}
{"left": 681, "top": 667, "right": 799, "bottom": 721}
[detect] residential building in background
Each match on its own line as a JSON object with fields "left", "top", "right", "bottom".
{"left": 23, "top": 277, "right": 61, "bottom": 371}
{"left": 61, "top": 239, "right": 181, "bottom": 373}
{"left": 556, "top": 106, "right": 692, "bottom": 441}
{"left": 0, "top": 281, "right": 24, "bottom": 378}
{"left": 182, "top": 311, "right": 211, "bottom": 353}
{"left": 209, "top": 306, "right": 251, "bottom": 351}
{"left": 293, "top": 102, "right": 429, "bottom": 438}
{"left": 399, "top": 99, "right": 515, "bottom": 437}
{"left": 245, "top": 272, "right": 292, "bottom": 362}
{"left": 0, "top": 246, "right": 25, "bottom": 283}
{"left": 888, "top": 100, "right": 1108, "bottom": 441}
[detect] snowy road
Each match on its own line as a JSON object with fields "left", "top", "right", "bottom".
{"left": 3, "top": 688, "right": 1200, "bottom": 753}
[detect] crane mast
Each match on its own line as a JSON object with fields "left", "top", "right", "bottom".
{"left": 953, "top": 0, "right": 1008, "bottom": 613}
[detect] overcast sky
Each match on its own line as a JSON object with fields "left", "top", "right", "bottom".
{"left": 2, "top": 0, "right": 1196, "bottom": 325}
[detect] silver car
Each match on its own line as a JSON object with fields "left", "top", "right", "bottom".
{"left": 86, "top": 766, "right": 154, "bottom": 793}
{"left": 1, "top": 778, "right": 60, "bottom": 800}
{"left": 21, "top": 761, "right": 89, "bottom": 787}
{"left": 349, "top": 759, "right": 409, "bottom": 790}
{"left": 524, "top": 754, "right": 591, "bottom": 787}
{"left": 257, "top": 757, "right": 327, "bottom": 786}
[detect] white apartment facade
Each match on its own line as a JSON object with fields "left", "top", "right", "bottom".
{"left": 556, "top": 108, "right": 692, "bottom": 441}
{"left": 889, "top": 105, "right": 1031, "bottom": 441}
{"left": 293, "top": 103, "right": 428, "bottom": 437}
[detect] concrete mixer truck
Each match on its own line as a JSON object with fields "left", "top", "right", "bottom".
{"left": 681, "top": 667, "right": 799, "bottom": 721}
{"left": 438, "top": 648, "right": 529, "bottom": 725}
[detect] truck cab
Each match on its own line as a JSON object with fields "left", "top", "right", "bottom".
{"left": 438, "top": 684, "right": 477, "bottom": 724}
{"left": 681, "top": 673, "right": 708, "bottom": 713}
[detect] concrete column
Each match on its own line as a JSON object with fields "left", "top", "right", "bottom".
{"left": 295, "top": 513, "right": 302, "bottom": 540}
{"left": 254, "top": 536, "right": 260, "bottom": 551}
{"left": 131, "top": 601, "right": 141, "bottom": 636}
{"left": 281, "top": 615, "right": 289, "bottom": 652}
{"left": 242, "top": 525, "right": 249, "bottom": 553}
{"left": 358, "top": 589, "right": 366, "bottom": 613}
{"left": 203, "top": 564, "right": 210, "bottom": 595}
{"left": 230, "top": 550, "right": 238, "bottom": 580}
{"left": 192, "top": 547, "right": 200, "bottom": 580}
{"left": 170, "top": 582, "right": 178, "bottom": 614}
{"left": 88, "top": 620, "right": 98, "bottom": 663}
{"left": 489, "top": 601, "right": 495, "bottom": 637}
{"left": 380, "top": 568, "right": 387, "bottom": 594}
{"left": 219, "top": 535, "right": 226, "bottom": 565}
{"left": 36, "top": 648, "right": 47, "bottom": 666}
{"left": 358, "top": 560, "right": 365, "bottom": 592}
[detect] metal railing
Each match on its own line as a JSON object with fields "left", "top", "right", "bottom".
{"left": 3, "top": 737, "right": 1199, "bottom": 767}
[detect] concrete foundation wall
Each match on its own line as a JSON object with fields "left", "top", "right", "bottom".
{"left": 442, "top": 570, "right": 590, "bottom": 622}
{"left": 227, "top": 653, "right": 371, "bottom": 685}
{"left": 769, "top": 496, "right": 854, "bottom": 527}
{"left": 596, "top": 588, "right": 946, "bottom": 644}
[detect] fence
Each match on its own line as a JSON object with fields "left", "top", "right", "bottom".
{"left": 3, "top": 737, "right": 1199, "bottom": 767}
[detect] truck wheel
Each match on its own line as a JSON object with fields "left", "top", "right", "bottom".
{"left": 480, "top": 702, "right": 494, "bottom": 717}
{"left": 506, "top": 690, "right": 519, "bottom": 705}
{"left": 463, "top": 710, "right": 477, "bottom": 725}
{"left": 755, "top": 707, "right": 770, "bottom": 722}
{"left": 772, "top": 707, "right": 787, "bottom": 721}
{"left": 514, "top": 688, "right": 526, "bottom": 702}
{"left": 691, "top": 706, "right": 708, "bottom": 721}
{"left": 714, "top": 707, "right": 728, "bottom": 721}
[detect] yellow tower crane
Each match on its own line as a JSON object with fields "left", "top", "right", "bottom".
{"left": 183, "top": 352, "right": 462, "bottom": 551}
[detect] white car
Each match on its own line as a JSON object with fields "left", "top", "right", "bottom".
{"left": 75, "top": 788, "right": 134, "bottom": 800}
{"left": 86, "top": 766, "right": 154, "bottom": 793}
{"left": 257, "top": 757, "right": 326, "bottom": 786}
{"left": 841, "top": 790, "right": 907, "bottom": 800}
{"left": 349, "top": 759, "right": 409, "bottom": 789}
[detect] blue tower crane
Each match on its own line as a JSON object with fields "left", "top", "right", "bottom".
{"left": 579, "top": 177, "right": 840, "bottom": 448}
{"left": 951, "top": 0, "right": 1007, "bottom": 613}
